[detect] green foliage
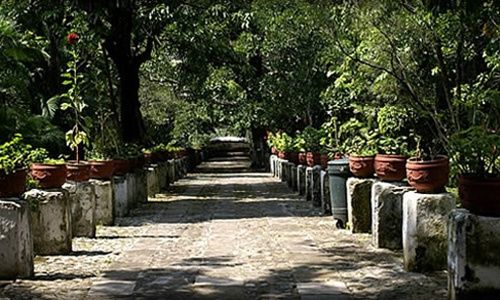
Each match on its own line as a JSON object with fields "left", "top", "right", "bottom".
{"left": 0, "top": 134, "right": 41, "bottom": 174}
{"left": 300, "top": 127, "right": 323, "bottom": 152}
{"left": 270, "top": 132, "right": 294, "bottom": 152}
{"left": 339, "top": 118, "right": 378, "bottom": 157}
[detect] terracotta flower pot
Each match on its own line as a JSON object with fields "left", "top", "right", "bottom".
{"left": 278, "top": 151, "right": 288, "bottom": 160}
{"left": 459, "top": 175, "right": 500, "bottom": 217}
{"left": 306, "top": 152, "right": 321, "bottom": 167}
{"left": 288, "top": 152, "right": 299, "bottom": 165}
{"left": 89, "top": 160, "right": 114, "bottom": 180}
{"left": 31, "top": 163, "right": 67, "bottom": 188}
{"left": 320, "top": 154, "right": 329, "bottom": 170}
{"left": 113, "top": 159, "right": 131, "bottom": 176}
{"left": 298, "top": 152, "right": 307, "bottom": 165}
{"left": 271, "top": 147, "right": 278, "bottom": 155}
{"left": 406, "top": 155, "right": 449, "bottom": 193}
{"left": 349, "top": 155, "right": 375, "bottom": 178}
{"left": 0, "top": 169, "right": 27, "bottom": 197}
{"left": 66, "top": 161, "right": 91, "bottom": 182}
{"left": 374, "top": 154, "right": 407, "bottom": 182}
{"left": 144, "top": 152, "right": 159, "bottom": 165}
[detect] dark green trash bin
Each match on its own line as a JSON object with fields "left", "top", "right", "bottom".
{"left": 327, "top": 159, "right": 350, "bottom": 228}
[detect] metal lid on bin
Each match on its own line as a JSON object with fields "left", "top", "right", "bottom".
{"left": 327, "top": 158, "right": 349, "bottom": 175}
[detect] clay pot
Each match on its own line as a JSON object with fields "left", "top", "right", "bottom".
{"left": 306, "top": 152, "right": 321, "bottom": 167}
{"left": 406, "top": 155, "right": 449, "bottom": 193}
{"left": 288, "top": 152, "right": 299, "bottom": 165}
{"left": 0, "top": 169, "right": 27, "bottom": 197}
{"left": 271, "top": 147, "right": 278, "bottom": 155}
{"left": 349, "top": 155, "right": 375, "bottom": 178}
{"left": 144, "top": 152, "right": 161, "bottom": 165}
{"left": 89, "top": 160, "right": 114, "bottom": 180}
{"left": 374, "top": 154, "right": 407, "bottom": 182}
{"left": 459, "top": 175, "right": 500, "bottom": 217}
{"left": 298, "top": 152, "right": 307, "bottom": 165}
{"left": 278, "top": 151, "right": 288, "bottom": 160}
{"left": 31, "top": 163, "right": 67, "bottom": 188}
{"left": 66, "top": 161, "right": 91, "bottom": 182}
{"left": 113, "top": 159, "right": 131, "bottom": 176}
{"left": 320, "top": 154, "right": 329, "bottom": 170}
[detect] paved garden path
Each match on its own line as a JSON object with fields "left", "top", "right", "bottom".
{"left": 1, "top": 157, "right": 447, "bottom": 299}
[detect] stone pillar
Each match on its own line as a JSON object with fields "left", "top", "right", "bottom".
{"left": 311, "top": 166, "right": 322, "bottom": 208}
{"left": 24, "top": 189, "right": 71, "bottom": 254}
{"left": 0, "top": 198, "right": 34, "bottom": 279}
{"left": 305, "top": 167, "right": 313, "bottom": 201}
{"left": 290, "top": 165, "right": 298, "bottom": 191}
{"left": 320, "top": 171, "right": 331, "bottom": 215}
{"left": 168, "top": 159, "right": 176, "bottom": 183}
{"left": 270, "top": 155, "right": 277, "bottom": 177}
{"left": 135, "top": 168, "right": 147, "bottom": 204}
{"left": 280, "top": 160, "right": 287, "bottom": 182}
{"left": 113, "top": 176, "right": 128, "bottom": 218}
{"left": 297, "top": 165, "right": 306, "bottom": 196}
{"left": 146, "top": 165, "right": 160, "bottom": 197}
{"left": 91, "top": 179, "right": 114, "bottom": 226}
{"left": 286, "top": 162, "right": 294, "bottom": 188}
{"left": 448, "top": 209, "right": 500, "bottom": 299}
{"left": 371, "top": 182, "right": 413, "bottom": 250}
{"left": 402, "top": 191, "right": 456, "bottom": 272}
{"left": 346, "top": 178, "right": 375, "bottom": 233}
{"left": 126, "top": 172, "right": 136, "bottom": 211}
{"left": 63, "top": 181, "right": 96, "bottom": 238}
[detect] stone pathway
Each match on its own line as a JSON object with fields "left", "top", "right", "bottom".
{"left": 0, "top": 158, "right": 447, "bottom": 299}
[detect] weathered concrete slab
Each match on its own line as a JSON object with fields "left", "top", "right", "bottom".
{"left": 297, "top": 165, "right": 306, "bottom": 196}
{"left": 135, "top": 169, "right": 147, "bottom": 204}
{"left": 0, "top": 198, "right": 33, "bottom": 279}
{"left": 126, "top": 172, "right": 137, "bottom": 210}
{"left": 113, "top": 175, "right": 128, "bottom": 217}
{"left": 305, "top": 167, "right": 313, "bottom": 201}
{"left": 448, "top": 209, "right": 500, "bottom": 299}
{"left": 403, "top": 191, "right": 456, "bottom": 272}
{"left": 24, "top": 189, "right": 72, "bottom": 254}
{"left": 270, "top": 155, "right": 277, "bottom": 177}
{"left": 347, "top": 178, "right": 375, "bottom": 233}
{"left": 320, "top": 171, "right": 331, "bottom": 215}
{"left": 168, "top": 160, "right": 176, "bottom": 184}
{"left": 371, "top": 181, "right": 413, "bottom": 249}
{"left": 91, "top": 179, "right": 114, "bottom": 226}
{"left": 63, "top": 181, "right": 96, "bottom": 238}
{"left": 311, "top": 166, "right": 322, "bottom": 208}
{"left": 146, "top": 165, "right": 160, "bottom": 197}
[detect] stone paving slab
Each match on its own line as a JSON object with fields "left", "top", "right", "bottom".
{"left": 0, "top": 158, "right": 446, "bottom": 299}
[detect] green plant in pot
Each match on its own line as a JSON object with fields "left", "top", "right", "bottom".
{"left": 450, "top": 126, "right": 500, "bottom": 216}
{"left": 87, "top": 146, "right": 115, "bottom": 180}
{"left": 29, "top": 148, "right": 67, "bottom": 189}
{"left": 0, "top": 134, "right": 35, "bottom": 197}
{"left": 273, "top": 132, "right": 294, "bottom": 161}
{"left": 340, "top": 118, "right": 378, "bottom": 178}
{"left": 293, "top": 133, "right": 307, "bottom": 165}
{"left": 267, "top": 132, "right": 278, "bottom": 155}
{"left": 302, "top": 126, "right": 322, "bottom": 167}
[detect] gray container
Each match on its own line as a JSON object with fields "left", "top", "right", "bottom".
{"left": 327, "top": 159, "right": 350, "bottom": 228}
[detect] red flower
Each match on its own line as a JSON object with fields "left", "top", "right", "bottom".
{"left": 67, "top": 32, "right": 80, "bottom": 45}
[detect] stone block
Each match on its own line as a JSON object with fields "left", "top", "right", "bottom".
{"left": 63, "top": 181, "right": 96, "bottom": 238}
{"left": 146, "top": 165, "right": 160, "bottom": 197}
{"left": 305, "top": 167, "right": 313, "bottom": 201}
{"left": 270, "top": 155, "right": 277, "bottom": 177}
{"left": 91, "top": 179, "right": 114, "bottom": 226}
{"left": 286, "top": 162, "right": 294, "bottom": 188}
{"left": 320, "top": 171, "right": 331, "bottom": 215}
{"left": 371, "top": 181, "right": 413, "bottom": 250}
{"left": 113, "top": 176, "right": 128, "bottom": 217}
{"left": 402, "top": 191, "right": 456, "bottom": 272}
{"left": 168, "top": 160, "right": 176, "bottom": 183}
{"left": 297, "top": 165, "right": 306, "bottom": 196}
{"left": 346, "top": 178, "right": 375, "bottom": 233}
{"left": 311, "top": 166, "right": 322, "bottom": 208}
{"left": 0, "top": 198, "right": 33, "bottom": 279}
{"left": 448, "top": 209, "right": 500, "bottom": 299}
{"left": 126, "top": 172, "right": 136, "bottom": 210}
{"left": 24, "top": 189, "right": 71, "bottom": 254}
{"left": 135, "top": 169, "right": 147, "bottom": 204}
{"left": 291, "top": 165, "right": 298, "bottom": 191}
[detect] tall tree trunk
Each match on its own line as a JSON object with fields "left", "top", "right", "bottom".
{"left": 117, "top": 62, "right": 146, "bottom": 143}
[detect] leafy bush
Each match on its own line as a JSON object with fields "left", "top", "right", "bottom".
{"left": 0, "top": 134, "right": 41, "bottom": 174}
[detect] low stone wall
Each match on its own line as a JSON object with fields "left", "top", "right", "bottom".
{"left": 346, "top": 178, "right": 375, "bottom": 233}
{"left": 24, "top": 189, "right": 72, "bottom": 254}
{"left": 135, "top": 168, "right": 147, "bottom": 204}
{"left": 63, "top": 181, "right": 96, "bottom": 238}
{"left": 113, "top": 175, "right": 128, "bottom": 218}
{"left": 91, "top": 179, "right": 114, "bottom": 226}
{"left": 0, "top": 198, "right": 33, "bottom": 279}
{"left": 371, "top": 181, "right": 413, "bottom": 250}
{"left": 448, "top": 209, "right": 500, "bottom": 299}
{"left": 402, "top": 191, "right": 455, "bottom": 272}
{"left": 146, "top": 165, "right": 160, "bottom": 197}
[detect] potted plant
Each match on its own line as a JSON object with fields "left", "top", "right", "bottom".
{"left": 87, "top": 147, "right": 114, "bottom": 180}
{"left": 49, "top": 32, "right": 90, "bottom": 182}
{"left": 274, "top": 132, "right": 294, "bottom": 161}
{"left": 340, "top": 118, "right": 378, "bottom": 178}
{"left": 0, "top": 134, "right": 33, "bottom": 197}
{"left": 267, "top": 132, "right": 278, "bottom": 155}
{"left": 450, "top": 126, "right": 500, "bottom": 216}
{"left": 293, "top": 133, "right": 307, "bottom": 165}
{"left": 302, "top": 127, "right": 322, "bottom": 167}
{"left": 30, "top": 148, "right": 67, "bottom": 189}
